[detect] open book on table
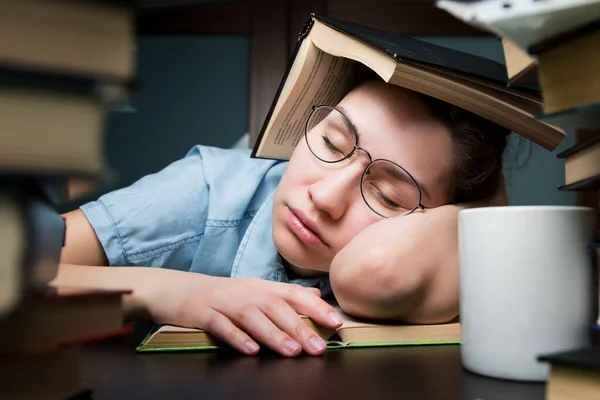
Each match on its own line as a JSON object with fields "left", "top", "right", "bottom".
{"left": 136, "top": 306, "right": 460, "bottom": 352}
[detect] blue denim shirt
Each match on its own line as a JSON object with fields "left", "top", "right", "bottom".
{"left": 81, "top": 145, "right": 331, "bottom": 295}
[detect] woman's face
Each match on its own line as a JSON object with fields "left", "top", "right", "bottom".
{"left": 272, "top": 81, "right": 455, "bottom": 274}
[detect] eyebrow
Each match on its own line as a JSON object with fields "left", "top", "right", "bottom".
{"left": 337, "top": 105, "right": 432, "bottom": 201}
{"left": 337, "top": 105, "right": 362, "bottom": 141}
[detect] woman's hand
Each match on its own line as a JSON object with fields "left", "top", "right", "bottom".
{"left": 143, "top": 272, "right": 343, "bottom": 356}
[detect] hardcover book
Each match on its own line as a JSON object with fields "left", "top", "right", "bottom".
{"left": 137, "top": 306, "right": 460, "bottom": 352}
{"left": 251, "top": 15, "right": 565, "bottom": 161}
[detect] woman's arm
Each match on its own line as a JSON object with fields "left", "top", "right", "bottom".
{"left": 56, "top": 209, "right": 166, "bottom": 320}
{"left": 53, "top": 210, "right": 341, "bottom": 356}
{"left": 60, "top": 209, "right": 108, "bottom": 266}
{"left": 330, "top": 185, "right": 508, "bottom": 323}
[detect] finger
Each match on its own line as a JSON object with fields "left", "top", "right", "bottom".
{"left": 232, "top": 307, "right": 303, "bottom": 357}
{"left": 304, "top": 287, "right": 321, "bottom": 297}
{"left": 261, "top": 299, "right": 327, "bottom": 356}
{"left": 199, "top": 308, "right": 260, "bottom": 355}
{"left": 281, "top": 285, "right": 344, "bottom": 329}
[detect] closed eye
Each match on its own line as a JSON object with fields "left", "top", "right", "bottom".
{"left": 374, "top": 189, "right": 400, "bottom": 208}
{"left": 322, "top": 135, "right": 344, "bottom": 155}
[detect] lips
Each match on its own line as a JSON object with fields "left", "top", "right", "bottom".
{"left": 288, "top": 207, "right": 328, "bottom": 247}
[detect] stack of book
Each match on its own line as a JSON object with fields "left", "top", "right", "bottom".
{"left": 435, "top": 1, "right": 600, "bottom": 398}
{"left": 0, "top": 1, "right": 136, "bottom": 398}
{"left": 529, "top": 16, "right": 600, "bottom": 328}
{"left": 533, "top": 19, "right": 600, "bottom": 400}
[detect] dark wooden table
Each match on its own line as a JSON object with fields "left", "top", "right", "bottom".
{"left": 80, "top": 326, "right": 546, "bottom": 400}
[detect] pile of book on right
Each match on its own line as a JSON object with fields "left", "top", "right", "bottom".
{"left": 437, "top": 0, "right": 600, "bottom": 398}
{"left": 0, "top": 1, "right": 137, "bottom": 399}
{"left": 539, "top": 18, "right": 600, "bottom": 400}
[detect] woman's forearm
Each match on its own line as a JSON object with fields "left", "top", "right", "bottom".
{"left": 52, "top": 263, "right": 171, "bottom": 321}
{"left": 330, "top": 204, "right": 462, "bottom": 323}
{"left": 331, "top": 186, "right": 509, "bottom": 323}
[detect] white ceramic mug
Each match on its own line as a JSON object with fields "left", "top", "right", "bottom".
{"left": 458, "top": 206, "right": 596, "bottom": 381}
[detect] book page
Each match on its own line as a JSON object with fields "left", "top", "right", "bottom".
{"left": 158, "top": 325, "right": 201, "bottom": 333}
{"left": 335, "top": 307, "right": 380, "bottom": 330}
{"left": 255, "top": 37, "right": 356, "bottom": 160}
{"left": 333, "top": 304, "right": 461, "bottom": 344}
{"left": 389, "top": 63, "right": 565, "bottom": 150}
{"left": 502, "top": 37, "right": 537, "bottom": 81}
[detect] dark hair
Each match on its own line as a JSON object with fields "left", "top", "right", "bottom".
{"left": 346, "top": 69, "right": 512, "bottom": 204}
{"left": 419, "top": 96, "right": 511, "bottom": 204}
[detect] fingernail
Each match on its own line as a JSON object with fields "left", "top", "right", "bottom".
{"left": 283, "top": 339, "right": 301, "bottom": 354}
{"left": 244, "top": 340, "right": 259, "bottom": 354}
{"left": 328, "top": 312, "right": 343, "bottom": 325}
{"left": 309, "top": 336, "right": 326, "bottom": 352}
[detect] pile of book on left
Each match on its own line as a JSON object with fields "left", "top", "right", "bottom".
{"left": 0, "top": 1, "right": 137, "bottom": 398}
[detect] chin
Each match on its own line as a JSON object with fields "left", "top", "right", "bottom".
{"left": 292, "top": 256, "right": 330, "bottom": 274}
{"left": 273, "top": 226, "right": 331, "bottom": 275}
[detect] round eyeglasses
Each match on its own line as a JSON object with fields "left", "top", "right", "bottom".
{"left": 304, "top": 105, "right": 427, "bottom": 218}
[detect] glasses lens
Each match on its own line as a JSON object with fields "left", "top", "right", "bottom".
{"left": 361, "top": 160, "right": 421, "bottom": 217}
{"left": 306, "top": 106, "right": 356, "bottom": 162}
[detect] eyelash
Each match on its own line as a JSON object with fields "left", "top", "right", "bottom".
{"left": 375, "top": 190, "right": 400, "bottom": 208}
{"left": 321, "top": 135, "right": 343, "bottom": 154}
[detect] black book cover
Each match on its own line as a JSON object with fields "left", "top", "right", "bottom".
{"left": 557, "top": 133, "right": 600, "bottom": 159}
{"left": 252, "top": 14, "right": 520, "bottom": 158}
{"left": 558, "top": 174, "right": 600, "bottom": 191}
{"left": 0, "top": 66, "right": 135, "bottom": 97}
{"left": 318, "top": 16, "right": 509, "bottom": 84}
{"left": 538, "top": 346, "right": 600, "bottom": 371}
{"left": 0, "top": 171, "right": 117, "bottom": 207}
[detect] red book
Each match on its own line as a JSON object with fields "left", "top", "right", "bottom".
{"left": 0, "top": 286, "right": 131, "bottom": 355}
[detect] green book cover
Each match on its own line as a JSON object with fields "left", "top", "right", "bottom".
{"left": 135, "top": 321, "right": 461, "bottom": 353}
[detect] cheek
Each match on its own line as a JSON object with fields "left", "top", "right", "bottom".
{"left": 279, "top": 146, "right": 320, "bottom": 188}
{"left": 334, "top": 206, "right": 382, "bottom": 250}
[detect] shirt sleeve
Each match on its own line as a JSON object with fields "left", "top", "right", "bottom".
{"left": 80, "top": 146, "right": 210, "bottom": 269}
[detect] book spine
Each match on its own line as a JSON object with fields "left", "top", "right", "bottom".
{"left": 556, "top": 132, "right": 600, "bottom": 159}
{"left": 251, "top": 14, "right": 316, "bottom": 158}
{"left": 298, "top": 13, "right": 316, "bottom": 42}
{"left": 557, "top": 174, "right": 600, "bottom": 191}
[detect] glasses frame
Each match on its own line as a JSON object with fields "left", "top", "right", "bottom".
{"left": 304, "top": 105, "right": 427, "bottom": 218}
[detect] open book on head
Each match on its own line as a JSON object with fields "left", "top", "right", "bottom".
{"left": 136, "top": 305, "right": 460, "bottom": 352}
{"left": 251, "top": 15, "right": 565, "bottom": 161}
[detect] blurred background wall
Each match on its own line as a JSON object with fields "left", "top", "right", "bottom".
{"left": 76, "top": 0, "right": 575, "bottom": 210}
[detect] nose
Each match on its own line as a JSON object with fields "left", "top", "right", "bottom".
{"left": 307, "top": 159, "right": 366, "bottom": 220}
